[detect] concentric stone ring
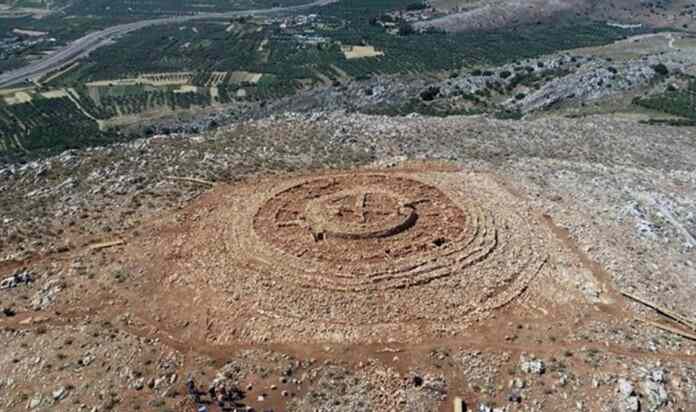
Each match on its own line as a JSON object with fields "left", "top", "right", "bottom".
{"left": 250, "top": 174, "right": 486, "bottom": 291}
{"left": 155, "top": 169, "right": 551, "bottom": 332}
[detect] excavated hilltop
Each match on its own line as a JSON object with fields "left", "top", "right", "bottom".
{"left": 120, "top": 166, "right": 575, "bottom": 345}
{"left": 0, "top": 112, "right": 695, "bottom": 411}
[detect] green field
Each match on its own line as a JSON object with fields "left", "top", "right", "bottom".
{"left": 0, "top": 96, "right": 114, "bottom": 156}
{"left": 0, "top": 0, "right": 650, "bottom": 157}
{"left": 633, "top": 76, "right": 696, "bottom": 125}
{"left": 48, "top": 8, "right": 641, "bottom": 88}
{"left": 72, "top": 84, "right": 218, "bottom": 118}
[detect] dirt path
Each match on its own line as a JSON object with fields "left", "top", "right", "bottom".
{"left": 65, "top": 88, "right": 105, "bottom": 130}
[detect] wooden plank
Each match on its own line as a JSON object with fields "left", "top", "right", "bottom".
{"left": 88, "top": 239, "right": 125, "bottom": 251}
{"left": 621, "top": 290, "right": 696, "bottom": 331}
{"left": 453, "top": 396, "right": 465, "bottom": 412}
{"left": 165, "top": 176, "right": 216, "bottom": 186}
{"left": 636, "top": 318, "right": 696, "bottom": 342}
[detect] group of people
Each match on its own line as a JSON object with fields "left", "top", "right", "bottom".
{"left": 186, "top": 375, "right": 244, "bottom": 411}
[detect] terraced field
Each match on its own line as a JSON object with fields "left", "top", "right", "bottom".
{"left": 0, "top": 95, "right": 107, "bottom": 154}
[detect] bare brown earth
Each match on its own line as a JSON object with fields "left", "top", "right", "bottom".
{"left": 1, "top": 113, "right": 696, "bottom": 411}
{"left": 118, "top": 166, "right": 563, "bottom": 346}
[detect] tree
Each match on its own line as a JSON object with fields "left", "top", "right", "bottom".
{"left": 420, "top": 86, "right": 440, "bottom": 101}
{"left": 652, "top": 63, "right": 669, "bottom": 76}
{"left": 398, "top": 22, "right": 416, "bottom": 36}
{"left": 406, "top": 2, "right": 427, "bottom": 11}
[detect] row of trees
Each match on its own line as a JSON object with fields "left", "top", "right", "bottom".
{"left": 0, "top": 97, "right": 109, "bottom": 154}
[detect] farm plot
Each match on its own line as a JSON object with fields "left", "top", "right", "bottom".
{"left": 0, "top": 95, "right": 109, "bottom": 155}
{"left": 341, "top": 45, "right": 384, "bottom": 59}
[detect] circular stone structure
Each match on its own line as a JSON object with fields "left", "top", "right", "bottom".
{"left": 302, "top": 187, "right": 417, "bottom": 241}
{"left": 251, "top": 174, "right": 491, "bottom": 291}
{"left": 134, "top": 168, "right": 555, "bottom": 342}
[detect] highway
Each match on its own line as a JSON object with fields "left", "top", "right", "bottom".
{"left": 0, "top": 0, "right": 336, "bottom": 88}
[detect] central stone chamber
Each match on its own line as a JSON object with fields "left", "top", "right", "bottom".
{"left": 303, "top": 188, "right": 417, "bottom": 240}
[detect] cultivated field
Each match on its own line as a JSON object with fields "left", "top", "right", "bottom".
{"left": 341, "top": 45, "right": 384, "bottom": 59}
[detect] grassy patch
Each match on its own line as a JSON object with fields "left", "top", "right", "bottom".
{"left": 633, "top": 76, "right": 696, "bottom": 122}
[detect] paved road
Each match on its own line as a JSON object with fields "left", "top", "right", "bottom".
{"left": 0, "top": 0, "right": 335, "bottom": 88}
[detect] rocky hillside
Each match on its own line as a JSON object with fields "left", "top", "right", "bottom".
{"left": 420, "top": 0, "right": 694, "bottom": 32}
